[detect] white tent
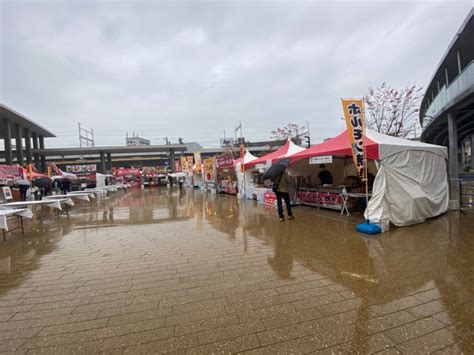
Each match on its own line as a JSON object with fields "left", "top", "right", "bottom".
{"left": 235, "top": 150, "right": 258, "bottom": 199}
{"left": 291, "top": 129, "right": 449, "bottom": 230}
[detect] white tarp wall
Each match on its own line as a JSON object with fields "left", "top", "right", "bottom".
{"left": 365, "top": 134, "right": 449, "bottom": 231}
{"left": 96, "top": 173, "right": 106, "bottom": 188}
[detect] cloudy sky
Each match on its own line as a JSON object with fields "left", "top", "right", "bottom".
{"left": 1, "top": 0, "right": 472, "bottom": 148}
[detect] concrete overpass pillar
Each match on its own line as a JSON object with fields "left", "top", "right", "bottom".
{"left": 169, "top": 149, "right": 175, "bottom": 173}
{"left": 447, "top": 112, "right": 459, "bottom": 210}
{"left": 15, "top": 123, "right": 24, "bottom": 165}
{"left": 32, "top": 132, "right": 40, "bottom": 169}
{"left": 100, "top": 151, "right": 106, "bottom": 174}
{"left": 106, "top": 153, "right": 112, "bottom": 172}
{"left": 24, "top": 128, "right": 32, "bottom": 165}
{"left": 3, "top": 118, "right": 13, "bottom": 165}
{"left": 39, "top": 135, "right": 46, "bottom": 173}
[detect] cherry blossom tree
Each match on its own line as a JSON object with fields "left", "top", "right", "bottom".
{"left": 364, "top": 83, "right": 423, "bottom": 138}
{"left": 270, "top": 123, "right": 304, "bottom": 144}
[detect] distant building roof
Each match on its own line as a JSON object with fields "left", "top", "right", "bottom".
{"left": 0, "top": 103, "right": 56, "bottom": 138}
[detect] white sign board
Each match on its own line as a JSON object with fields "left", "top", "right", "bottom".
{"left": 309, "top": 155, "right": 333, "bottom": 165}
{"left": 220, "top": 138, "right": 235, "bottom": 148}
{"left": 2, "top": 186, "right": 13, "bottom": 201}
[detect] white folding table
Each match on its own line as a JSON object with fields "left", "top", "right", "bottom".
{"left": 0, "top": 198, "right": 75, "bottom": 216}
{"left": 0, "top": 208, "right": 33, "bottom": 242}
{"left": 46, "top": 192, "right": 94, "bottom": 203}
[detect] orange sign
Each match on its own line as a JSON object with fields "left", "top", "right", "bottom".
{"left": 341, "top": 99, "right": 365, "bottom": 177}
{"left": 203, "top": 157, "right": 216, "bottom": 182}
{"left": 194, "top": 152, "right": 202, "bottom": 174}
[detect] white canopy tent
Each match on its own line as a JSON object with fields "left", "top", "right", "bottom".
{"left": 291, "top": 130, "right": 449, "bottom": 230}
{"left": 235, "top": 150, "right": 258, "bottom": 199}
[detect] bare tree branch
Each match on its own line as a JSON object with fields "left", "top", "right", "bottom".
{"left": 364, "top": 83, "right": 423, "bottom": 138}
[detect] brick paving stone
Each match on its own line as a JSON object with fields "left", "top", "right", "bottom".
{"left": 24, "top": 339, "right": 104, "bottom": 354}
{"left": 396, "top": 327, "right": 456, "bottom": 353}
{"left": 349, "top": 332, "right": 396, "bottom": 353}
{"left": 107, "top": 307, "right": 172, "bottom": 327}
{"left": 100, "top": 326, "right": 175, "bottom": 351}
{"left": 187, "top": 334, "right": 260, "bottom": 354}
{"left": 0, "top": 338, "right": 27, "bottom": 353}
{"left": 405, "top": 299, "right": 447, "bottom": 319}
{"left": 243, "top": 339, "right": 302, "bottom": 354}
{"left": 297, "top": 324, "right": 355, "bottom": 353}
{"left": 197, "top": 320, "right": 265, "bottom": 345}
{"left": 384, "top": 317, "right": 446, "bottom": 344}
{"left": 357, "top": 311, "right": 417, "bottom": 335}
{"left": 256, "top": 322, "right": 311, "bottom": 347}
{"left": 123, "top": 333, "right": 198, "bottom": 354}
{"left": 174, "top": 314, "right": 239, "bottom": 336}
{"left": 38, "top": 318, "right": 110, "bottom": 336}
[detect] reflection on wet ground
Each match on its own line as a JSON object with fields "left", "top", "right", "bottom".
{"left": 0, "top": 188, "right": 473, "bottom": 353}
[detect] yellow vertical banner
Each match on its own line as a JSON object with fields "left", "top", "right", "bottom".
{"left": 239, "top": 144, "right": 245, "bottom": 173}
{"left": 194, "top": 152, "right": 202, "bottom": 173}
{"left": 180, "top": 157, "right": 188, "bottom": 173}
{"left": 341, "top": 99, "right": 365, "bottom": 177}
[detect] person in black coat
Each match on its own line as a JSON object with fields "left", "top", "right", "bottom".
{"left": 318, "top": 164, "right": 333, "bottom": 185}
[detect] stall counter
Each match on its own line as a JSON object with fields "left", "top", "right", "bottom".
{"left": 298, "top": 185, "right": 345, "bottom": 211}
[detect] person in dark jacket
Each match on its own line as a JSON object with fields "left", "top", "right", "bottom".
{"left": 61, "top": 179, "right": 71, "bottom": 194}
{"left": 318, "top": 164, "right": 333, "bottom": 185}
{"left": 275, "top": 169, "right": 294, "bottom": 222}
{"left": 19, "top": 184, "right": 29, "bottom": 201}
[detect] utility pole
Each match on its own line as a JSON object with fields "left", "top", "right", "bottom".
{"left": 235, "top": 121, "right": 243, "bottom": 145}
{"left": 240, "top": 120, "right": 243, "bottom": 144}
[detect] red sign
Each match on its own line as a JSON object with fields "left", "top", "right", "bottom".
{"left": 174, "top": 159, "right": 182, "bottom": 172}
{"left": 114, "top": 168, "right": 141, "bottom": 177}
{"left": 264, "top": 192, "right": 277, "bottom": 206}
{"left": 0, "top": 165, "right": 22, "bottom": 179}
{"left": 298, "top": 191, "right": 343, "bottom": 209}
{"left": 216, "top": 152, "right": 234, "bottom": 169}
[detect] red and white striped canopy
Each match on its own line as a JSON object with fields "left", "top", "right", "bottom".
{"left": 244, "top": 140, "right": 305, "bottom": 169}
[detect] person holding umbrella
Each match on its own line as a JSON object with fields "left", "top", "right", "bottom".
{"left": 17, "top": 179, "right": 31, "bottom": 201}
{"left": 263, "top": 159, "right": 294, "bottom": 222}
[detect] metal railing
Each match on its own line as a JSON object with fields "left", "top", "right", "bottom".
{"left": 425, "top": 61, "right": 474, "bottom": 122}
{"left": 460, "top": 175, "right": 474, "bottom": 212}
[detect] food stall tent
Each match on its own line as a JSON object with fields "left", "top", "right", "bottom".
{"left": 243, "top": 140, "right": 305, "bottom": 204}
{"left": 290, "top": 129, "right": 449, "bottom": 230}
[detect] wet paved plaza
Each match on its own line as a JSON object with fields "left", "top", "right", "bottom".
{"left": 0, "top": 188, "right": 473, "bottom": 354}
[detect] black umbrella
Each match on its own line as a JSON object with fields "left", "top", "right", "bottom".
{"left": 33, "top": 177, "right": 52, "bottom": 188}
{"left": 263, "top": 159, "right": 290, "bottom": 181}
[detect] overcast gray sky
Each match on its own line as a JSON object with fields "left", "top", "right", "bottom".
{"left": 1, "top": 0, "right": 472, "bottom": 148}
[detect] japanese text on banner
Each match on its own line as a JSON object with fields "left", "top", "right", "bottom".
{"left": 341, "top": 99, "right": 365, "bottom": 177}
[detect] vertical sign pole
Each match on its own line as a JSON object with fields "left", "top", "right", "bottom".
{"left": 362, "top": 100, "right": 369, "bottom": 221}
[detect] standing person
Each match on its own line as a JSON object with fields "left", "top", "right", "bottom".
{"left": 178, "top": 177, "right": 184, "bottom": 190}
{"left": 19, "top": 183, "right": 29, "bottom": 201}
{"left": 52, "top": 178, "right": 61, "bottom": 194}
{"left": 318, "top": 164, "right": 333, "bottom": 185}
{"left": 274, "top": 168, "right": 294, "bottom": 222}
{"left": 62, "top": 178, "right": 71, "bottom": 194}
